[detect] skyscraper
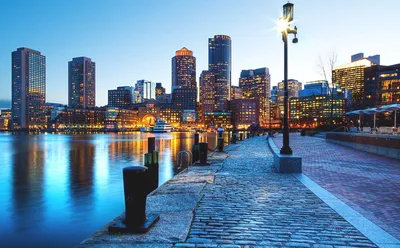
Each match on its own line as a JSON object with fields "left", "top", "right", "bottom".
{"left": 209, "top": 35, "right": 232, "bottom": 111}
{"left": 172, "top": 47, "right": 196, "bottom": 90}
{"left": 199, "top": 70, "right": 216, "bottom": 113}
{"left": 171, "top": 47, "right": 197, "bottom": 110}
{"left": 12, "top": 47, "right": 46, "bottom": 129}
{"left": 239, "top": 68, "right": 271, "bottom": 127}
{"left": 155, "top": 82, "right": 166, "bottom": 99}
{"left": 68, "top": 57, "right": 96, "bottom": 108}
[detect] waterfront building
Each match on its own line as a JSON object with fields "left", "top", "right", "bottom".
{"left": 289, "top": 95, "right": 345, "bottom": 127}
{"left": 53, "top": 107, "right": 105, "bottom": 129}
{"left": 204, "top": 112, "right": 232, "bottom": 129}
{"left": 231, "top": 86, "right": 243, "bottom": 100}
{"left": 0, "top": 109, "right": 11, "bottom": 130}
{"left": 364, "top": 63, "right": 400, "bottom": 108}
{"left": 68, "top": 57, "right": 96, "bottom": 108}
{"left": 12, "top": 47, "right": 46, "bottom": 129}
{"left": 239, "top": 67, "right": 271, "bottom": 127}
{"left": 134, "top": 100, "right": 182, "bottom": 128}
{"left": 333, "top": 54, "right": 377, "bottom": 109}
{"left": 199, "top": 70, "right": 216, "bottom": 113}
{"left": 209, "top": 35, "right": 232, "bottom": 111}
{"left": 299, "top": 80, "right": 329, "bottom": 97}
{"left": 229, "top": 99, "right": 259, "bottom": 130}
{"left": 108, "top": 87, "right": 133, "bottom": 109}
{"left": 104, "top": 107, "right": 139, "bottom": 130}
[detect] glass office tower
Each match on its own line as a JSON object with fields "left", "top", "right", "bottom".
{"left": 68, "top": 57, "right": 96, "bottom": 108}
{"left": 209, "top": 35, "right": 232, "bottom": 111}
{"left": 12, "top": 47, "right": 46, "bottom": 129}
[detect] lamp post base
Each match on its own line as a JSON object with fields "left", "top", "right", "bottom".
{"left": 280, "top": 146, "right": 293, "bottom": 155}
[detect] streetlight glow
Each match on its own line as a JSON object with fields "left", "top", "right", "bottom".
{"left": 277, "top": 18, "right": 289, "bottom": 32}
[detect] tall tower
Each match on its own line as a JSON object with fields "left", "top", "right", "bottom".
{"left": 209, "top": 35, "right": 232, "bottom": 111}
{"left": 68, "top": 57, "right": 96, "bottom": 108}
{"left": 172, "top": 47, "right": 196, "bottom": 90}
{"left": 199, "top": 70, "right": 216, "bottom": 113}
{"left": 11, "top": 47, "right": 46, "bottom": 129}
{"left": 171, "top": 47, "right": 197, "bottom": 110}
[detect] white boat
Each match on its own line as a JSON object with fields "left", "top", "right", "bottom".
{"left": 152, "top": 119, "right": 172, "bottom": 133}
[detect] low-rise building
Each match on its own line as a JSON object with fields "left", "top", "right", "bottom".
{"left": 104, "top": 107, "right": 139, "bottom": 130}
{"left": 289, "top": 94, "right": 345, "bottom": 128}
{"left": 204, "top": 112, "right": 232, "bottom": 129}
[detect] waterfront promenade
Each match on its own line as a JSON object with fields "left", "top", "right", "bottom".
{"left": 80, "top": 135, "right": 400, "bottom": 247}
{"left": 273, "top": 134, "right": 400, "bottom": 241}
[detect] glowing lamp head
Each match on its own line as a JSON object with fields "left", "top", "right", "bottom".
{"left": 283, "top": 2, "right": 294, "bottom": 22}
{"left": 277, "top": 17, "right": 288, "bottom": 32}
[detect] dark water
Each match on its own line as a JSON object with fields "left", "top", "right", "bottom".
{"left": 0, "top": 132, "right": 222, "bottom": 248}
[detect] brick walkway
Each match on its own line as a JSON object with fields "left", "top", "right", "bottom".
{"left": 176, "top": 137, "right": 376, "bottom": 247}
{"left": 273, "top": 133, "right": 400, "bottom": 241}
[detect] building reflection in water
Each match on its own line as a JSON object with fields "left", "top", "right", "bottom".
{"left": 68, "top": 135, "right": 95, "bottom": 216}
{"left": 10, "top": 134, "right": 45, "bottom": 246}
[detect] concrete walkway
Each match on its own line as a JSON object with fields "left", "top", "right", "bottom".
{"left": 273, "top": 133, "right": 400, "bottom": 241}
{"left": 81, "top": 136, "right": 378, "bottom": 248}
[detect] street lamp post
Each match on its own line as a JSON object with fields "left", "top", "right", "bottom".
{"left": 278, "top": 2, "right": 298, "bottom": 155}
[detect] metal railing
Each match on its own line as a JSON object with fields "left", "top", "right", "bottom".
{"left": 177, "top": 150, "right": 193, "bottom": 170}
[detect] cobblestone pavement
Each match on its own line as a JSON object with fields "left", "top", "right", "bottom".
{"left": 175, "top": 136, "right": 377, "bottom": 248}
{"left": 273, "top": 133, "right": 400, "bottom": 241}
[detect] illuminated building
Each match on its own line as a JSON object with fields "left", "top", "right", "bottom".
{"left": 104, "top": 107, "right": 139, "bottom": 130}
{"left": 209, "top": 35, "right": 232, "bottom": 111}
{"left": 289, "top": 95, "right": 345, "bottom": 127}
{"left": 135, "top": 100, "right": 182, "bottom": 128}
{"left": 333, "top": 55, "right": 376, "bottom": 109}
{"left": 231, "top": 86, "right": 243, "bottom": 100}
{"left": 239, "top": 68, "right": 271, "bottom": 127}
{"left": 12, "top": 47, "right": 46, "bottom": 129}
{"left": 364, "top": 64, "right": 400, "bottom": 108}
{"left": 204, "top": 112, "right": 232, "bottom": 129}
{"left": 229, "top": 99, "right": 258, "bottom": 129}
{"left": 54, "top": 107, "right": 105, "bottom": 129}
{"left": 155, "top": 83, "right": 166, "bottom": 99}
{"left": 299, "top": 80, "right": 329, "bottom": 97}
{"left": 0, "top": 109, "right": 11, "bottom": 130}
{"left": 351, "top": 53, "right": 380, "bottom": 65}
{"left": 171, "top": 48, "right": 197, "bottom": 110}
{"left": 108, "top": 87, "right": 133, "bottom": 109}
{"left": 68, "top": 57, "right": 96, "bottom": 108}
{"left": 172, "top": 47, "right": 196, "bottom": 90}
{"left": 199, "top": 70, "right": 216, "bottom": 113}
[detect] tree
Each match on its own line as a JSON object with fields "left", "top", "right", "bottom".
{"left": 317, "top": 51, "right": 338, "bottom": 126}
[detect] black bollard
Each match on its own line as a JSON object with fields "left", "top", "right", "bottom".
{"left": 108, "top": 166, "right": 159, "bottom": 234}
{"left": 218, "top": 130, "right": 224, "bottom": 152}
{"left": 232, "top": 133, "right": 237, "bottom": 144}
{"left": 148, "top": 137, "right": 155, "bottom": 153}
{"left": 145, "top": 152, "right": 159, "bottom": 194}
{"left": 192, "top": 133, "right": 200, "bottom": 162}
{"left": 196, "top": 142, "right": 210, "bottom": 166}
{"left": 240, "top": 133, "right": 243, "bottom": 141}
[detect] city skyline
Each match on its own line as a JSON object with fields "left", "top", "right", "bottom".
{"left": 1, "top": 1, "right": 400, "bottom": 106}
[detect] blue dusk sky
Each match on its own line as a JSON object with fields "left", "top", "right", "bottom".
{"left": 0, "top": 0, "right": 399, "bottom": 106}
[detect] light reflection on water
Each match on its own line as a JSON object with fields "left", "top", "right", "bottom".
{"left": 0, "top": 132, "right": 223, "bottom": 248}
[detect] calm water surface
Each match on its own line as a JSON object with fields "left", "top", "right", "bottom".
{"left": 0, "top": 132, "right": 221, "bottom": 248}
